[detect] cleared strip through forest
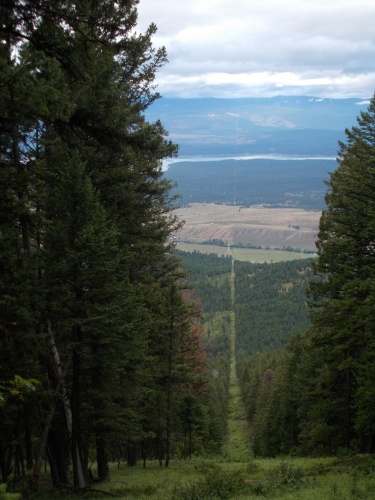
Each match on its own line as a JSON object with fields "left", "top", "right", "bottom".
{"left": 222, "top": 260, "right": 252, "bottom": 461}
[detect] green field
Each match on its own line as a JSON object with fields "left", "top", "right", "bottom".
{"left": 175, "top": 242, "right": 315, "bottom": 263}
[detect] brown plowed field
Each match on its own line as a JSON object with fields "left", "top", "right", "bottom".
{"left": 173, "top": 203, "right": 321, "bottom": 250}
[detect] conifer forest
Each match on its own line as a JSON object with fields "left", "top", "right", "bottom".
{"left": 1, "top": 0, "right": 375, "bottom": 498}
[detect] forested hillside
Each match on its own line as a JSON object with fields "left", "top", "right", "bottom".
{"left": 174, "top": 251, "right": 233, "bottom": 451}
{"left": 234, "top": 259, "right": 312, "bottom": 456}
{"left": 176, "top": 251, "right": 232, "bottom": 321}
{"left": 233, "top": 259, "right": 316, "bottom": 456}
{"left": 235, "top": 259, "right": 314, "bottom": 356}
{"left": 167, "top": 158, "right": 336, "bottom": 210}
{"left": 175, "top": 251, "right": 316, "bottom": 458}
{"left": 237, "top": 96, "right": 375, "bottom": 457}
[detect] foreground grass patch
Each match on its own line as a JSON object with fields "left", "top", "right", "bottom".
{"left": 30, "top": 455, "right": 375, "bottom": 500}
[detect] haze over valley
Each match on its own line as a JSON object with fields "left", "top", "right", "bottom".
{"left": 151, "top": 96, "right": 368, "bottom": 257}
{"left": 147, "top": 96, "right": 369, "bottom": 158}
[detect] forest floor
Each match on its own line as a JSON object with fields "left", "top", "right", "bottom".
{"left": 32, "top": 455, "right": 375, "bottom": 499}
{"left": 222, "top": 261, "right": 253, "bottom": 462}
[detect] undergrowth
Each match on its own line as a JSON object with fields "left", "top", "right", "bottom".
{"left": 248, "top": 461, "right": 310, "bottom": 496}
{"left": 173, "top": 462, "right": 246, "bottom": 500}
{"left": 173, "top": 460, "right": 313, "bottom": 499}
{"left": 11, "top": 455, "right": 375, "bottom": 499}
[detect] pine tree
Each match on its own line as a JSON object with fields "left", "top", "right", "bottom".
{"left": 41, "top": 149, "right": 140, "bottom": 486}
{"left": 307, "top": 94, "right": 375, "bottom": 452}
{"left": 145, "top": 280, "right": 207, "bottom": 466}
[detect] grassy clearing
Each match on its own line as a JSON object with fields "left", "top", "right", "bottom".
{"left": 31, "top": 455, "right": 375, "bottom": 499}
{"left": 205, "top": 311, "right": 231, "bottom": 339}
{"left": 223, "top": 381, "right": 252, "bottom": 464}
{"left": 222, "top": 265, "right": 252, "bottom": 464}
{"left": 175, "top": 242, "right": 313, "bottom": 263}
{"left": 105, "top": 455, "right": 375, "bottom": 500}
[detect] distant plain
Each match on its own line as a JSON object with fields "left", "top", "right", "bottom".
{"left": 172, "top": 203, "right": 320, "bottom": 262}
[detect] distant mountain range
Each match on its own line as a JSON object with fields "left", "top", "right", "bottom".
{"left": 146, "top": 96, "right": 370, "bottom": 210}
{"left": 146, "top": 96, "right": 370, "bottom": 157}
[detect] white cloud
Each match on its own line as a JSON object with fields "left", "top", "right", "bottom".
{"left": 136, "top": 0, "right": 375, "bottom": 98}
{"left": 356, "top": 100, "right": 371, "bottom": 105}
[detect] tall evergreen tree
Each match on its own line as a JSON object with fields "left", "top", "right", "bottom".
{"left": 307, "top": 94, "right": 375, "bottom": 452}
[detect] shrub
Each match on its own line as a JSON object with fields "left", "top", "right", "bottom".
{"left": 249, "top": 460, "right": 310, "bottom": 496}
{"left": 0, "top": 484, "right": 21, "bottom": 500}
{"left": 173, "top": 464, "right": 246, "bottom": 500}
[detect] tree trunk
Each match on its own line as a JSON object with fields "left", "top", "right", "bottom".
{"left": 71, "top": 337, "right": 88, "bottom": 489}
{"left": 48, "top": 320, "right": 87, "bottom": 488}
{"left": 0, "top": 430, "right": 13, "bottom": 482}
{"left": 127, "top": 441, "right": 137, "bottom": 467}
{"left": 32, "top": 402, "right": 55, "bottom": 488}
{"left": 47, "top": 421, "right": 69, "bottom": 486}
{"left": 96, "top": 434, "right": 109, "bottom": 480}
{"left": 24, "top": 410, "right": 33, "bottom": 470}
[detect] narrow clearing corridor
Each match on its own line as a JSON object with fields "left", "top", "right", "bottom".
{"left": 222, "top": 260, "right": 252, "bottom": 461}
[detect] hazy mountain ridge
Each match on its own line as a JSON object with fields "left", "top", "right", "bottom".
{"left": 166, "top": 158, "right": 335, "bottom": 210}
{"left": 146, "top": 96, "right": 369, "bottom": 157}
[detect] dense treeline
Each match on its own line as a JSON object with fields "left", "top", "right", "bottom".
{"left": 235, "top": 259, "right": 314, "bottom": 357}
{"left": 0, "top": 1, "right": 216, "bottom": 491}
{"left": 174, "top": 250, "right": 232, "bottom": 320}
{"left": 237, "top": 96, "right": 375, "bottom": 457}
{"left": 235, "top": 259, "right": 315, "bottom": 456}
{"left": 174, "top": 250, "right": 232, "bottom": 279}
{"left": 176, "top": 251, "right": 233, "bottom": 452}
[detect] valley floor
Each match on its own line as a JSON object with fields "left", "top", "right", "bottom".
{"left": 173, "top": 203, "right": 320, "bottom": 251}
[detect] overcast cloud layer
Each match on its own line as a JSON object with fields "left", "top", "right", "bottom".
{"left": 136, "top": 0, "right": 375, "bottom": 99}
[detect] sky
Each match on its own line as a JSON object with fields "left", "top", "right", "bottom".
{"left": 136, "top": 0, "right": 375, "bottom": 99}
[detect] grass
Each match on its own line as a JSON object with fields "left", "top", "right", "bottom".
{"left": 222, "top": 357, "right": 252, "bottom": 463}
{"left": 222, "top": 267, "right": 252, "bottom": 464}
{"left": 30, "top": 456, "right": 375, "bottom": 499}
{"left": 205, "top": 311, "right": 231, "bottom": 339}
